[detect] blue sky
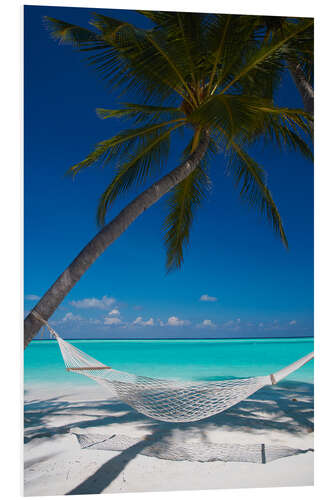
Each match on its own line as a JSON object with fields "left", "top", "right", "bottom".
{"left": 24, "top": 5, "right": 313, "bottom": 339}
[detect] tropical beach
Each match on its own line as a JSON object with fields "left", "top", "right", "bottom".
{"left": 24, "top": 338, "right": 314, "bottom": 495}
{"left": 24, "top": 5, "right": 314, "bottom": 497}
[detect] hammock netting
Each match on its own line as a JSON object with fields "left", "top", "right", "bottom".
{"left": 72, "top": 431, "right": 313, "bottom": 463}
{"left": 32, "top": 313, "right": 314, "bottom": 424}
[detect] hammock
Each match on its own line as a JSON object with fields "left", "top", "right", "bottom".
{"left": 32, "top": 312, "right": 314, "bottom": 423}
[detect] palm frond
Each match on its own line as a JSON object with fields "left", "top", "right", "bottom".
{"left": 163, "top": 137, "right": 218, "bottom": 270}
{"left": 206, "top": 14, "right": 232, "bottom": 94}
{"left": 190, "top": 95, "right": 313, "bottom": 158}
{"left": 139, "top": 10, "right": 211, "bottom": 75}
{"left": 220, "top": 18, "right": 314, "bottom": 95}
{"left": 143, "top": 29, "right": 198, "bottom": 105}
{"left": 283, "top": 22, "right": 314, "bottom": 76}
{"left": 96, "top": 103, "right": 184, "bottom": 123}
{"left": 190, "top": 94, "right": 264, "bottom": 139}
{"left": 97, "top": 122, "right": 184, "bottom": 224}
{"left": 247, "top": 106, "right": 313, "bottom": 158}
{"left": 68, "top": 119, "right": 185, "bottom": 177}
{"left": 225, "top": 138, "right": 288, "bottom": 247}
{"left": 44, "top": 15, "right": 188, "bottom": 103}
{"left": 204, "top": 15, "right": 259, "bottom": 94}
{"left": 43, "top": 16, "right": 100, "bottom": 46}
{"left": 138, "top": 11, "right": 177, "bottom": 26}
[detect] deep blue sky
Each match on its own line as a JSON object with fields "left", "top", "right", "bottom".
{"left": 24, "top": 5, "right": 313, "bottom": 339}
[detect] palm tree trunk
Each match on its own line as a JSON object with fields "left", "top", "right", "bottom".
{"left": 24, "top": 132, "right": 210, "bottom": 348}
{"left": 288, "top": 60, "right": 314, "bottom": 115}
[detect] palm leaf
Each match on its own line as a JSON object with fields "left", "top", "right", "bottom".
{"left": 97, "top": 122, "right": 184, "bottom": 224}
{"left": 68, "top": 119, "right": 185, "bottom": 177}
{"left": 44, "top": 15, "right": 188, "bottom": 103}
{"left": 225, "top": 138, "right": 288, "bottom": 247}
{"left": 96, "top": 103, "right": 184, "bottom": 123}
{"left": 220, "top": 18, "right": 314, "bottom": 95}
{"left": 248, "top": 106, "right": 313, "bottom": 158}
{"left": 43, "top": 16, "right": 100, "bottom": 46}
{"left": 190, "top": 95, "right": 313, "bottom": 158}
{"left": 163, "top": 137, "right": 217, "bottom": 270}
{"left": 206, "top": 15, "right": 232, "bottom": 94}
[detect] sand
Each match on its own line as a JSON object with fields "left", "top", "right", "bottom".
{"left": 24, "top": 380, "right": 314, "bottom": 496}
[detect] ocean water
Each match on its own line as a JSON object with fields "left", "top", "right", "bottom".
{"left": 24, "top": 337, "right": 314, "bottom": 388}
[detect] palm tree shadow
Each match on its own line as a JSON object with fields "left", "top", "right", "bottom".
{"left": 67, "top": 442, "right": 147, "bottom": 495}
{"left": 67, "top": 429, "right": 172, "bottom": 495}
{"left": 24, "top": 394, "right": 150, "bottom": 444}
{"left": 197, "top": 381, "right": 314, "bottom": 435}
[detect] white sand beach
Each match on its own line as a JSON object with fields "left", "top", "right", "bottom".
{"left": 24, "top": 380, "right": 314, "bottom": 496}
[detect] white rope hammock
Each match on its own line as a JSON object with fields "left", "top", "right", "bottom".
{"left": 32, "top": 311, "right": 314, "bottom": 423}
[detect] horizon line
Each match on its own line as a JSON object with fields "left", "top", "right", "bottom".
{"left": 32, "top": 335, "right": 314, "bottom": 341}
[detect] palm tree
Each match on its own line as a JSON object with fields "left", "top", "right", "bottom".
{"left": 24, "top": 12, "right": 313, "bottom": 348}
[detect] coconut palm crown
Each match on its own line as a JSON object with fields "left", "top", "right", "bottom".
{"left": 45, "top": 12, "right": 313, "bottom": 270}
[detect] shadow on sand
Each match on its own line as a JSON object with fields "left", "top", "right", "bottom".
{"left": 24, "top": 380, "right": 314, "bottom": 494}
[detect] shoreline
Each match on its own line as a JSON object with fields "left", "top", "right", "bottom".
{"left": 30, "top": 336, "right": 314, "bottom": 341}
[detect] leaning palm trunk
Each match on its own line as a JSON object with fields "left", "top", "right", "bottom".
{"left": 288, "top": 60, "right": 314, "bottom": 115}
{"left": 24, "top": 133, "right": 210, "bottom": 348}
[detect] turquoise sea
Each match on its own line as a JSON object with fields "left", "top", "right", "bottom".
{"left": 24, "top": 337, "right": 314, "bottom": 388}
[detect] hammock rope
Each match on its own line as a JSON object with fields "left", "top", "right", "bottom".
{"left": 31, "top": 311, "right": 314, "bottom": 423}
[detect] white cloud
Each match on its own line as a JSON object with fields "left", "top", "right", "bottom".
{"left": 167, "top": 316, "right": 190, "bottom": 327}
{"left": 51, "top": 313, "right": 103, "bottom": 326}
{"left": 289, "top": 320, "right": 297, "bottom": 326}
{"left": 222, "top": 318, "right": 241, "bottom": 330}
{"left": 200, "top": 294, "right": 218, "bottom": 302}
{"left": 197, "top": 319, "right": 216, "bottom": 328}
{"left": 133, "top": 316, "right": 143, "bottom": 325}
{"left": 25, "top": 294, "right": 40, "bottom": 301}
{"left": 70, "top": 296, "right": 116, "bottom": 310}
{"left": 62, "top": 312, "right": 83, "bottom": 322}
{"left": 133, "top": 316, "right": 154, "bottom": 327}
{"left": 104, "top": 317, "right": 122, "bottom": 326}
{"left": 108, "top": 308, "right": 120, "bottom": 316}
